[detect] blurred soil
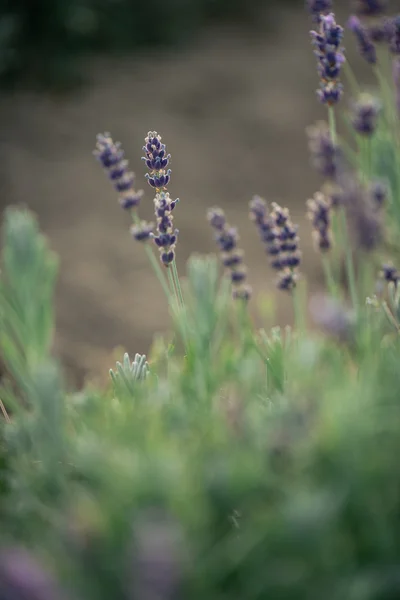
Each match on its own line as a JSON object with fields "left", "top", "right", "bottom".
{"left": 0, "top": 3, "right": 372, "bottom": 386}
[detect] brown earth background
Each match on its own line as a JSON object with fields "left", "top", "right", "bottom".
{"left": 0, "top": 1, "right": 385, "bottom": 385}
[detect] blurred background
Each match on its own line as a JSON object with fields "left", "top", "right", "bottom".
{"left": 0, "top": 0, "right": 391, "bottom": 384}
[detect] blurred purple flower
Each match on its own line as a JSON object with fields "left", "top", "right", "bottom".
{"left": 309, "top": 294, "right": 355, "bottom": 342}
{"left": 208, "top": 207, "right": 252, "bottom": 301}
{"left": 307, "top": 121, "right": 341, "bottom": 180}
{"left": 0, "top": 547, "right": 67, "bottom": 600}
{"left": 129, "top": 509, "right": 185, "bottom": 600}
{"left": 307, "top": 191, "right": 333, "bottom": 253}
{"left": 339, "top": 175, "right": 384, "bottom": 252}
{"left": 348, "top": 16, "right": 377, "bottom": 64}
{"left": 350, "top": 93, "right": 381, "bottom": 135}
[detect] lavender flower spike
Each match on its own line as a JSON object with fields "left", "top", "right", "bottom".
{"left": 142, "top": 131, "right": 172, "bottom": 189}
{"left": 208, "top": 207, "right": 252, "bottom": 301}
{"left": 249, "top": 196, "right": 301, "bottom": 292}
{"left": 152, "top": 191, "right": 179, "bottom": 267}
{"left": 94, "top": 133, "right": 144, "bottom": 210}
{"left": 310, "top": 13, "right": 345, "bottom": 105}
{"left": 348, "top": 16, "right": 377, "bottom": 64}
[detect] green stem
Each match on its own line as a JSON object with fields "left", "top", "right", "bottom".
{"left": 322, "top": 254, "right": 340, "bottom": 299}
{"left": 339, "top": 207, "right": 359, "bottom": 311}
{"left": 167, "top": 267, "right": 178, "bottom": 302}
{"left": 171, "top": 259, "right": 185, "bottom": 308}
{"left": 131, "top": 212, "right": 171, "bottom": 301}
{"left": 328, "top": 106, "right": 337, "bottom": 144}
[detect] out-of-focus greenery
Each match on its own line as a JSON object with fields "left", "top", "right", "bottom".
{"left": 0, "top": 0, "right": 292, "bottom": 88}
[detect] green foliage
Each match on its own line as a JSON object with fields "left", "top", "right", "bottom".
{"left": 2, "top": 5, "right": 400, "bottom": 598}
{"left": 0, "top": 203, "right": 400, "bottom": 598}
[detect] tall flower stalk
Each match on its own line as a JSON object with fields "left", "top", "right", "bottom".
{"left": 142, "top": 132, "right": 184, "bottom": 309}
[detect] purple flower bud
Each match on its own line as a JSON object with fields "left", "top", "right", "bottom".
{"left": 381, "top": 263, "right": 399, "bottom": 284}
{"left": 351, "top": 93, "right": 381, "bottom": 135}
{"left": 231, "top": 270, "right": 247, "bottom": 284}
{"left": 119, "top": 191, "right": 144, "bottom": 210}
{"left": 369, "top": 179, "right": 388, "bottom": 208}
{"left": 161, "top": 250, "right": 175, "bottom": 265}
{"left": 131, "top": 221, "right": 154, "bottom": 242}
{"left": 277, "top": 270, "right": 298, "bottom": 291}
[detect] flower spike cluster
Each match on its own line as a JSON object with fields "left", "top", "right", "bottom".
{"left": 249, "top": 196, "right": 301, "bottom": 292}
{"left": 208, "top": 208, "right": 252, "bottom": 301}
{"left": 142, "top": 132, "right": 180, "bottom": 267}
{"left": 307, "top": 191, "right": 333, "bottom": 253}
{"left": 310, "top": 13, "right": 345, "bottom": 105}
{"left": 94, "top": 133, "right": 144, "bottom": 211}
{"left": 142, "top": 132, "right": 171, "bottom": 189}
{"left": 152, "top": 191, "right": 179, "bottom": 266}
{"left": 94, "top": 133, "right": 153, "bottom": 243}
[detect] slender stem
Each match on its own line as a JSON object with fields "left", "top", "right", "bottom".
{"left": 131, "top": 212, "right": 171, "bottom": 301}
{"left": 0, "top": 399, "right": 10, "bottom": 424}
{"left": 328, "top": 106, "right": 337, "bottom": 144}
{"left": 144, "top": 245, "right": 172, "bottom": 301}
{"left": 171, "top": 259, "right": 185, "bottom": 308}
{"left": 167, "top": 267, "right": 177, "bottom": 302}
{"left": 322, "top": 254, "right": 340, "bottom": 299}
{"left": 382, "top": 301, "right": 400, "bottom": 333}
{"left": 339, "top": 207, "right": 359, "bottom": 311}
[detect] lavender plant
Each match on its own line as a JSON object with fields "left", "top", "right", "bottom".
{"left": 2, "top": 1, "right": 400, "bottom": 599}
